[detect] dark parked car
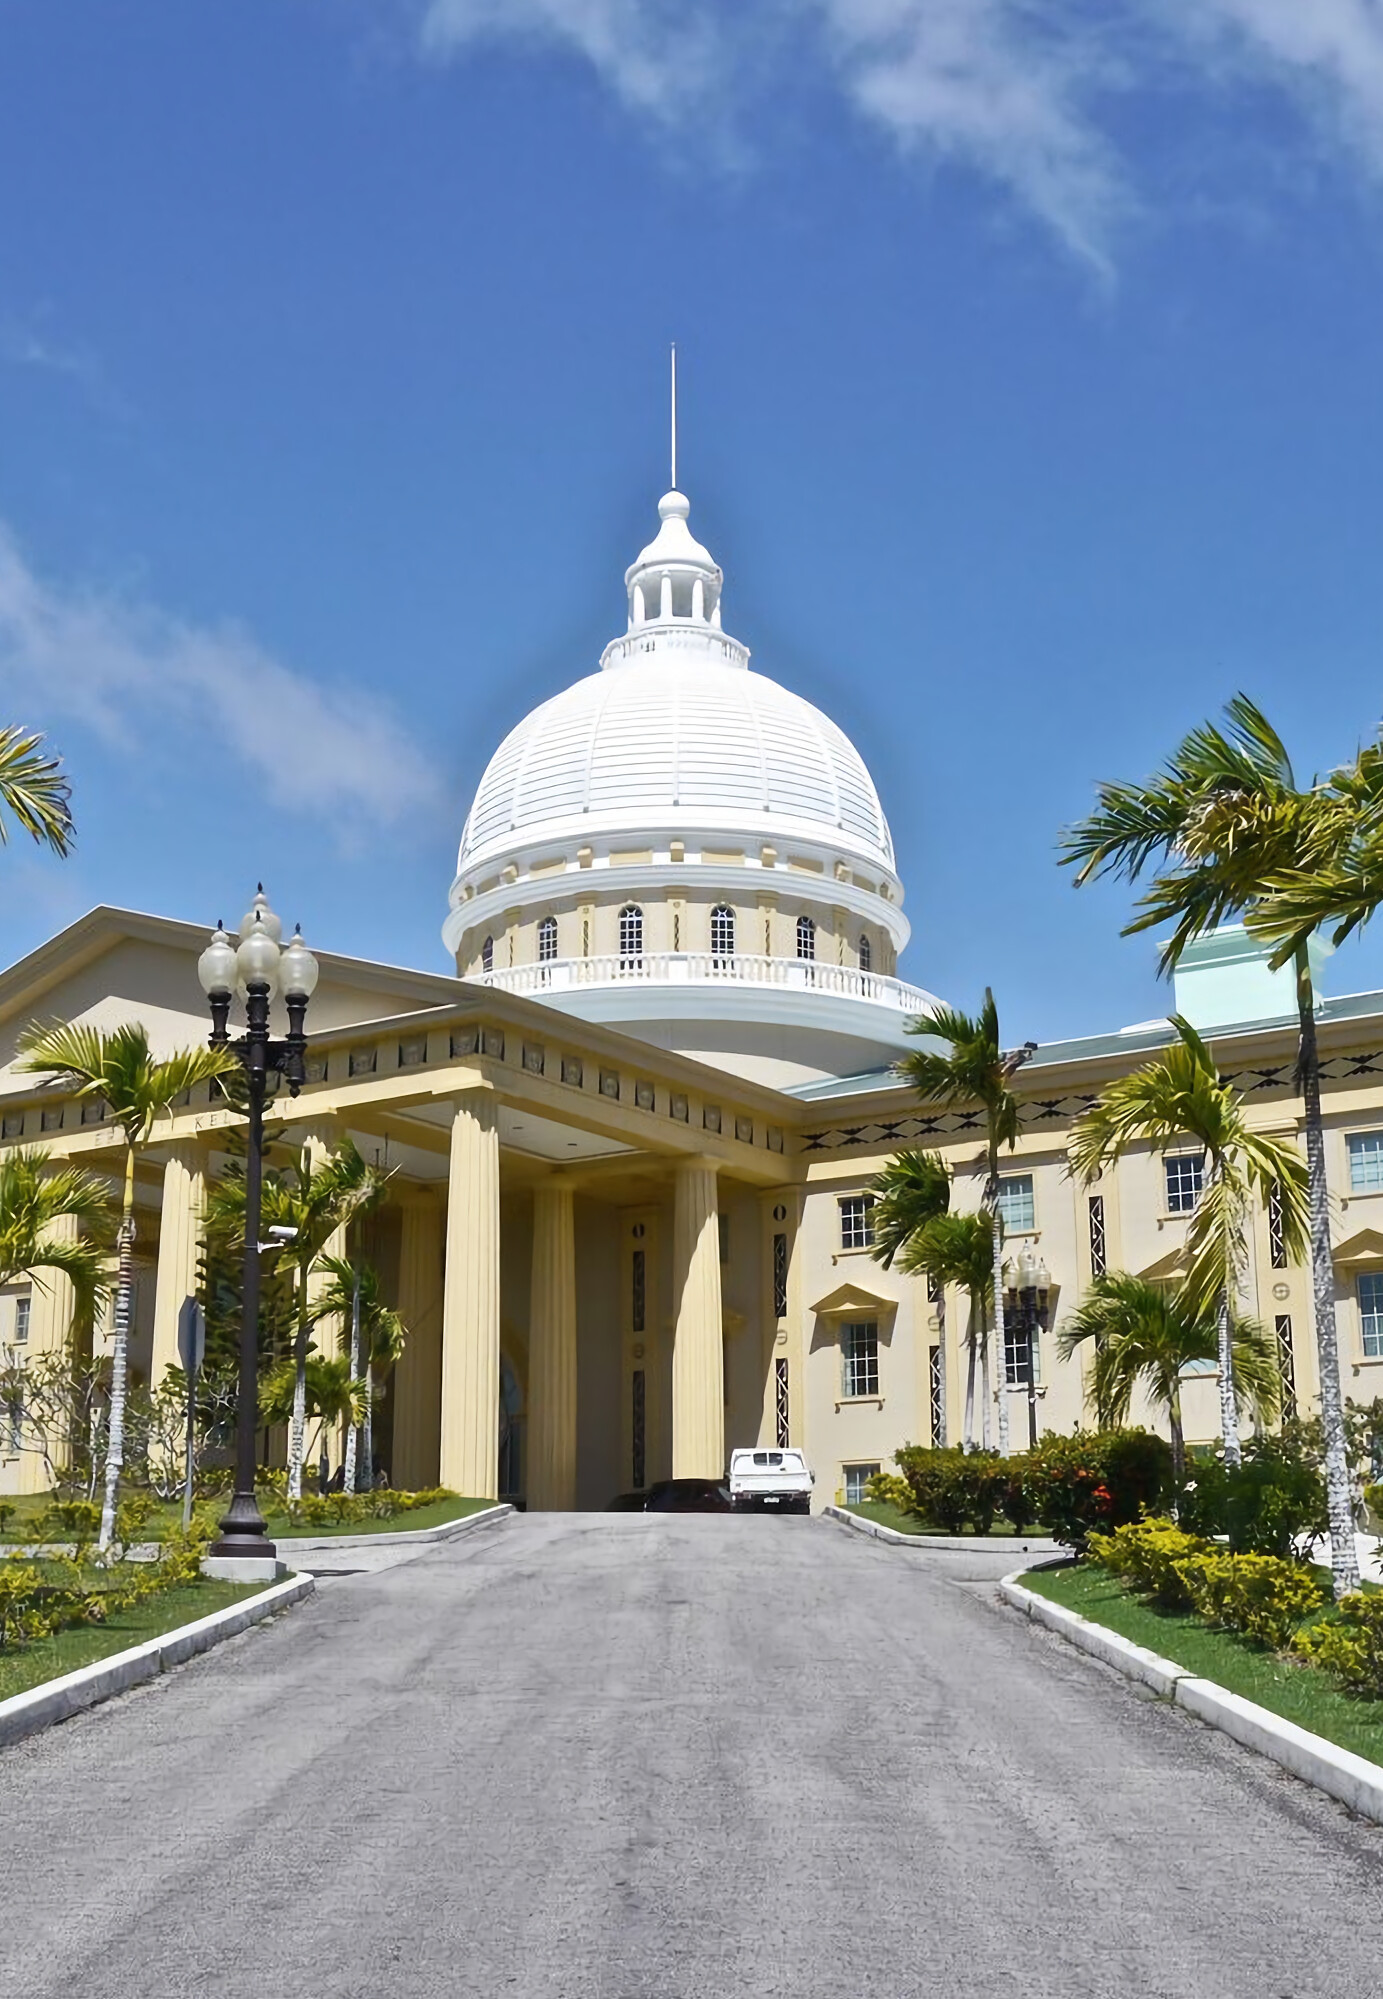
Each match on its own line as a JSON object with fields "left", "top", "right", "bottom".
{"left": 605, "top": 1491, "right": 649, "bottom": 1511}
{"left": 642, "top": 1478, "right": 733, "bottom": 1513}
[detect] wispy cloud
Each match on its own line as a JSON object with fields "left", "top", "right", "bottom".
{"left": 403, "top": 0, "right": 1383, "bottom": 270}
{"left": 0, "top": 525, "right": 446, "bottom": 842}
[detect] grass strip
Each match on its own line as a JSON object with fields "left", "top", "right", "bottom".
{"left": 844, "top": 1499, "right": 1041, "bottom": 1538}
{"left": 1024, "top": 1560, "right": 1383, "bottom": 1767}
{"left": 265, "top": 1495, "right": 490, "bottom": 1538}
{"left": 1, "top": 1492, "right": 489, "bottom": 1546}
{"left": 0, "top": 1577, "right": 264, "bottom": 1703}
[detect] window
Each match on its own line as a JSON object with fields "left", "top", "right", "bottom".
{"left": 858, "top": 933, "right": 871, "bottom": 973}
{"left": 4, "top": 1383, "right": 19, "bottom": 1456}
{"left": 718, "top": 1213, "right": 730, "bottom": 1265}
{"left": 840, "top": 1321, "right": 879, "bottom": 1399}
{"left": 996, "top": 1175, "right": 1035, "bottom": 1234}
{"left": 1268, "top": 1180, "right": 1287, "bottom": 1268}
{"left": 711, "top": 905, "right": 735, "bottom": 960}
{"left": 481, "top": 935, "right": 494, "bottom": 975}
{"left": 929, "top": 1345, "right": 945, "bottom": 1446}
{"left": 1275, "top": 1314, "right": 1298, "bottom": 1419}
{"left": 13, "top": 1297, "right": 29, "bottom": 1344}
{"left": 775, "top": 1356, "right": 790, "bottom": 1447}
{"left": 538, "top": 915, "right": 558, "bottom": 963}
{"left": 619, "top": 904, "right": 643, "bottom": 963}
{"left": 1349, "top": 1132, "right": 1383, "bottom": 1193}
{"left": 843, "top": 1463, "right": 880, "bottom": 1506}
{"left": 1088, "top": 1195, "right": 1107, "bottom": 1278}
{"left": 773, "top": 1231, "right": 788, "bottom": 1318}
{"left": 796, "top": 915, "right": 816, "bottom": 961}
{"left": 631, "top": 1249, "right": 645, "bottom": 1334}
{"left": 1360, "top": 1274, "right": 1383, "bottom": 1359}
{"left": 631, "top": 1369, "right": 646, "bottom": 1489}
{"left": 1003, "top": 1311, "right": 1037, "bottom": 1389}
{"left": 1164, "top": 1153, "right": 1204, "bottom": 1214}
{"left": 839, "top": 1194, "right": 875, "bottom": 1250}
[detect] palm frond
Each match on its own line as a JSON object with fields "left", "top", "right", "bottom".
{"left": 868, "top": 1150, "right": 950, "bottom": 1270}
{"left": 0, "top": 724, "right": 73, "bottom": 856}
{"left": 18, "top": 1018, "right": 238, "bottom": 1144}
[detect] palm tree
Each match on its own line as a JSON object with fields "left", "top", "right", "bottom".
{"left": 0, "top": 724, "right": 73, "bottom": 855}
{"left": 315, "top": 1256, "right": 407, "bottom": 1491}
{"left": 0, "top": 1148, "right": 111, "bottom": 1313}
{"left": 897, "top": 993, "right": 1035, "bottom": 1455}
{"left": 1057, "top": 1272, "right": 1279, "bottom": 1479}
{"left": 1069, "top": 1016, "right": 1308, "bottom": 1468}
{"left": 205, "top": 1138, "right": 387, "bottom": 1500}
{"left": 905, "top": 1211, "right": 994, "bottom": 1450}
{"left": 870, "top": 1149, "right": 952, "bottom": 1443}
{"left": 1062, "top": 694, "right": 1362, "bottom": 1592}
{"left": 16, "top": 1021, "right": 238, "bottom": 1551}
{"left": 259, "top": 1351, "right": 366, "bottom": 1490}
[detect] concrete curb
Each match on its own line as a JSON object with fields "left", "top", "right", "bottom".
{"left": 271, "top": 1502, "right": 512, "bottom": 1555}
{"left": 1001, "top": 1570, "right": 1383, "bottom": 1826}
{"left": 0, "top": 1571, "right": 315, "bottom": 1751}
{"left": 825, "top": 1504, "right": 1061, "bottom": 1558}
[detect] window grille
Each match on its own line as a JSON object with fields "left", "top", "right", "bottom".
{"left": 4, "top": 1384, "right": 19, "bottom": 1456}
{"left": 14, "top": 1297, "right": 29, "bottom": 1344}
{"left": 926, "top": 1271, "right": 942, "bottom": 1304}
{"left": 996, "top": 1175, "right": 1035, "bottom": 1234}
{"left": 631, "top": 1249, "right": 645, "bottom": 1333}
{"left": 481, "top": 935, "right": 493, "bottom": 974}
{"left": 1361, "top": 1274, "right": 1383, "bottom": 1359}
{"left": 929, "top": 1344, "right": 945, "bottom": 1445}
{"left": 538, "top": 915, "right": 558, "bottom": 963}
{"left": 838, "top": 1195, "right": 874, "bottom": 1251}
{"left": 840, "top": 1321, "right": 879, "bottom": 1398}
{"left": 843, "top": 1464, "right": 879, "bottom": 1506}
{"left": 1268, "top": 1180, "right": 1287, "bottom": 1269}
{"left": 775, "top": 1356, "right": 790, "bottom": 1447}
{"left": 631, "top": 1368, "right": 646, "bottom": 1489}
{"left": 796, "top": 915, "right": 816, "bottom": 961}
{"left": 711, "top": 905, "right": 735, "bottom": 960}
{"left": 858, "top": 933, "right": 871, "bottom": 973}
{"left": 773, "top": 1231, "right": 788, "bottom": 1317}
{"left": 718, "top": 1213, "right": 730, "bottom": 1265}
{"left": 1275, "top": 1314, "right": 1298, "bottom": 1418}
{"left": 1088, "top": 1195, "right": 1107, "bottom": 1278}
{"left": 1164, "top": 1153, "right": 1204, "bottom": 1215}
{"left": 619, "top": 904, "right": 643, "bottom": 964}
{"left": 1348, "top": 1132, "right": 1383, "bottom": 1193}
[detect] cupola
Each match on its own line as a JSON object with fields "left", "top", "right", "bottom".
{"left": 622, "top": 490, "right": 725, "bottom": 637}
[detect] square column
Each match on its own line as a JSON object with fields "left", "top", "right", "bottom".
{"left": 150, "top": 1144, "right": 206, "bottom": 1383}
{"left": 672, "top": 1159, "right": 724, "bottom": 1479}
{"left": 392, "top": 1196, "right": 444, "bottom": 1490}
{"left": 528, "top": 1178, "right": 577, "bottom": 1510}
{"left": 439, "top": 1091, "right": 501, "bottom": 1499}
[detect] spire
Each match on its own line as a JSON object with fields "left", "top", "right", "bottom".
{"left": 670, "top": 342, "right": 677, "bottom": 491}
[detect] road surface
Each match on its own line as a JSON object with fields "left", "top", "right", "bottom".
{"left": 3, "top": 1512, "right": 1381, "bottom": 1997}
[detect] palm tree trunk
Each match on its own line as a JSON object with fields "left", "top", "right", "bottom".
{"left": 361, "top": 1364, "right": 374, "bottom": 1492}
{"left": 1296, "top": 946, "right": 1361, "bottom": 1597}
{"left": 934, "top": 1289, "right": 948, "bottom": 1448}
{"left": 990, "top": 1205, "right": 1010, "bottom": 1458}
{"left": 1216, "top": 1284, "right": 1241, "bottom": 1468}
{"left": 963, "top": 1311, "right": 977, "bottom": 1450}
{"left": 287, "top": 1259, "right": 310, "bottom": 1503}
{"left": 980, "top": 1309, "right": 994, "bottom": 1452}
{"left": 98, "top": 1150, "right": 136, "bottom": 1554}
{"left": 1168, "top": 1377, "right": 1185, "bottom": 1484}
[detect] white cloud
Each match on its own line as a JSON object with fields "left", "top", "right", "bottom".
{"left": 418, "top": 0, "right": 718, "bottom": 117}
{"left": 0, "top": 525, "right": 446, "bottom": 841}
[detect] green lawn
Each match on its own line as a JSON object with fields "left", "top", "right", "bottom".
{"left": 1025, "top": 1560, "right": 1383, "bottom": 1767}
{"left": 267, "top": 1495, "right": 490, "bottom": 1538}
{"left": 0, "top": 1490, "right": 490, "bottom": 1545}
{"left": 0, "top": 1575, "right": 264, "bottom": 1703}
{"left": 844, "top": 1499, "right": 1045, "bottom": 1539}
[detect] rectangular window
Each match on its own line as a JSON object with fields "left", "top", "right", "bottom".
{"left": 1360, "top": 1274, "right": 1383, "bottom": 1359}
{"left": 1088, "top": 1195, "right": 1107, "bottom": 1278}
{"left": 13, "top": 1296, "right": 29, "bottom": 1343}
{"left": 1164, "top": 1153, "right": 1204, "bottom": 1215}
{"left": 1268, "top": 1180, "right": 1287, "bottom": 1269}
{"left": 5, "top": 1386, "right": 19, "bottom": 1456}
{"left": 631, "top": 1249, "right": 645, "bottom": 1335}
{"left": 1275, "top": 1314, "right": 1298, "bottom": 1419}
{"left": 996, "top": 1175, "right": 1035, "bottom": 1234}
{"left": 838, "top": 1195, "right": 875, "bottom": 1251}
{"left": 843, "top": 1463, "right": 879, "bottom": 1506}
{"left": 840, "top": 1320, "right": 879, "bottom": 1399}
{"left": 772, "top": 1232, "right": 787, "bottom": 1318}
{"left": 631, "top": 1368, "right": 645, "bottom": 1489}
{"left": 775, "top": 1356, "right": 790, "bottom": 1448}
{"left": 1003, "top": 1307, "right": 1037, "bottom": 1389}
{"left": 1349, "top": 1132, "right": 1383, "bottom": 1194}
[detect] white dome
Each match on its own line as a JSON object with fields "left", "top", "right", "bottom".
{"left": 459, "top": 655, "right": 896, "bottom": 876}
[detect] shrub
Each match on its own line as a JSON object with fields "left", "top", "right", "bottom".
{"left": 1022, "top": 1429, "right": 1173, "bottom": 1550}
{"left": 1087, "top": 1518, "right": 1214, "bottom": 1609}
{"left": 1295, "top": 1593, "right": 1383, "bottom": 1698}
{"left": 37, "top": 1498, "right": 100, "bottom": 1544}
{"left": 1176, "top": 1436, "right": 1327, "bottom": 1557}
{"left": 1174, "top": 1551, "right": 1325, "bottom": 1650}
{"left": 862, "top": 1472, "right": 915, "bottom": 1515}
{"left": 115, "top": 1493, "right": 155, "bottom": 1545}
{"left": 893, "top": 1448, "right": 1012, "bottom": 1534}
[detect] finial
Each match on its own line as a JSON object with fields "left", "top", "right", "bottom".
{"left": 670, "top": 342, "right": 677, "bottom": 492}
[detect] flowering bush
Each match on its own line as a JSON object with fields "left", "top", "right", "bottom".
{"left": 1294, "top": 1593, "right": 1383, "bottom": 1697}
{"left": 1174, "top": 1551, "right": 1325, "bottom": 1650}
{"left": 1022, "top": 1429, "right": 1173, "bottom": 1550}
{"left": 1086, "top": 1518, "right": 1214, "bottom": 1609}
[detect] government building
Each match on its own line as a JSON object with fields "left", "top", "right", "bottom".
{"left": 3, "top": 484, "right": 1383, "bottom": 1506}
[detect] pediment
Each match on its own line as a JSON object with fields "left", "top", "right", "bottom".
{"left": 1135, "top": 1246, "right": 1190, "bottom": 1286}
{"left": 810, "top": 1280, "right": 896, "bottom": 1318}
{"left": 1332, "top": 1227, "right": 1383, "bottom": 1268}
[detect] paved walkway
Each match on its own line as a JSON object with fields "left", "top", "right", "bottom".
{"left": 4, "top": 1513, "right": 1382, "bottom": 1997}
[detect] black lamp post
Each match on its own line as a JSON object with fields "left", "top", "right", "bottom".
{"left": 197, "top": 888, "right": 319, "bottom": 1567}
{"left": 1004, "top": 1246, "right": 1052, "bottom": 1451}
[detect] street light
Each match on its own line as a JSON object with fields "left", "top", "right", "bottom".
{"left": 1004, "top": 1247, "right": 1052, "bottom": 1450}
{"left": 197, "top": 886, "right": 319, "bottom": 1569}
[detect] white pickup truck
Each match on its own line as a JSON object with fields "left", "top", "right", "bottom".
{"left": 728, "top": 1448, "right": 814, "bottom": 1514}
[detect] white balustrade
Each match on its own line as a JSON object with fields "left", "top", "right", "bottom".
{"left": 474, "top": 952, "right": 936, "bottom": 1017}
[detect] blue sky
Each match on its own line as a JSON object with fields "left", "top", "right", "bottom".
{"left": 4, "top": 1, "right": 1383, "bottom": 1042}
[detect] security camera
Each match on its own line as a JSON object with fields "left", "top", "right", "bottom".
{"left": 267, "top": 1225, "right": 298, "bottom": 1240}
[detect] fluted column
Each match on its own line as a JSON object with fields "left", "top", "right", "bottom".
{"left": 303, "top": 1125, "right": 346, "bottom": 1358}
{"left": 392, "top": 1197, "right": 444, "bottom": 1490}
{"left": 439, "top": 1091, "right": 501, "bottom": 1498}
{"left": 150, "top": 1144, "right": 205, "bottom": 1382}
{"left": 672, "top": 1159, "right": 724, "bottom": 1479}
{"left": 528, "top": 1178, "right": 577, "bottom": 1510}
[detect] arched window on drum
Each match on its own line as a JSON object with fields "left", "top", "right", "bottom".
{"left": 796, "top": 915, "right": 816, "bottom": 962}
{"left": 619, "top": 904, "right": 644, "bottom": 967}
{"left": 858, "top": 933, "right": 872, "bottom": 974}
{"left": 711, "top": 904, "right": 735, "bottom": 965}
{"left": 538, "top": 914, "right": 558, "bottom": 963}
{"left": 481, "top": 935, "right": 494, "bottom": 975}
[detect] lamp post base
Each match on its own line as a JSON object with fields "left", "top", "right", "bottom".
{"left": 209, "top": 1488, "right": 277, "bottom": 1567}
{"left": 201, "top": 1553, "right": 286, "bottom": 1583}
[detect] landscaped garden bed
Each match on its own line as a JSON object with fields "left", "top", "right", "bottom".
{"left": 0, "top": 1571, "right": 263, "bottom": 1703}
{"left": 0, "top": 1485, "right": 487, "bottom": 1549}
